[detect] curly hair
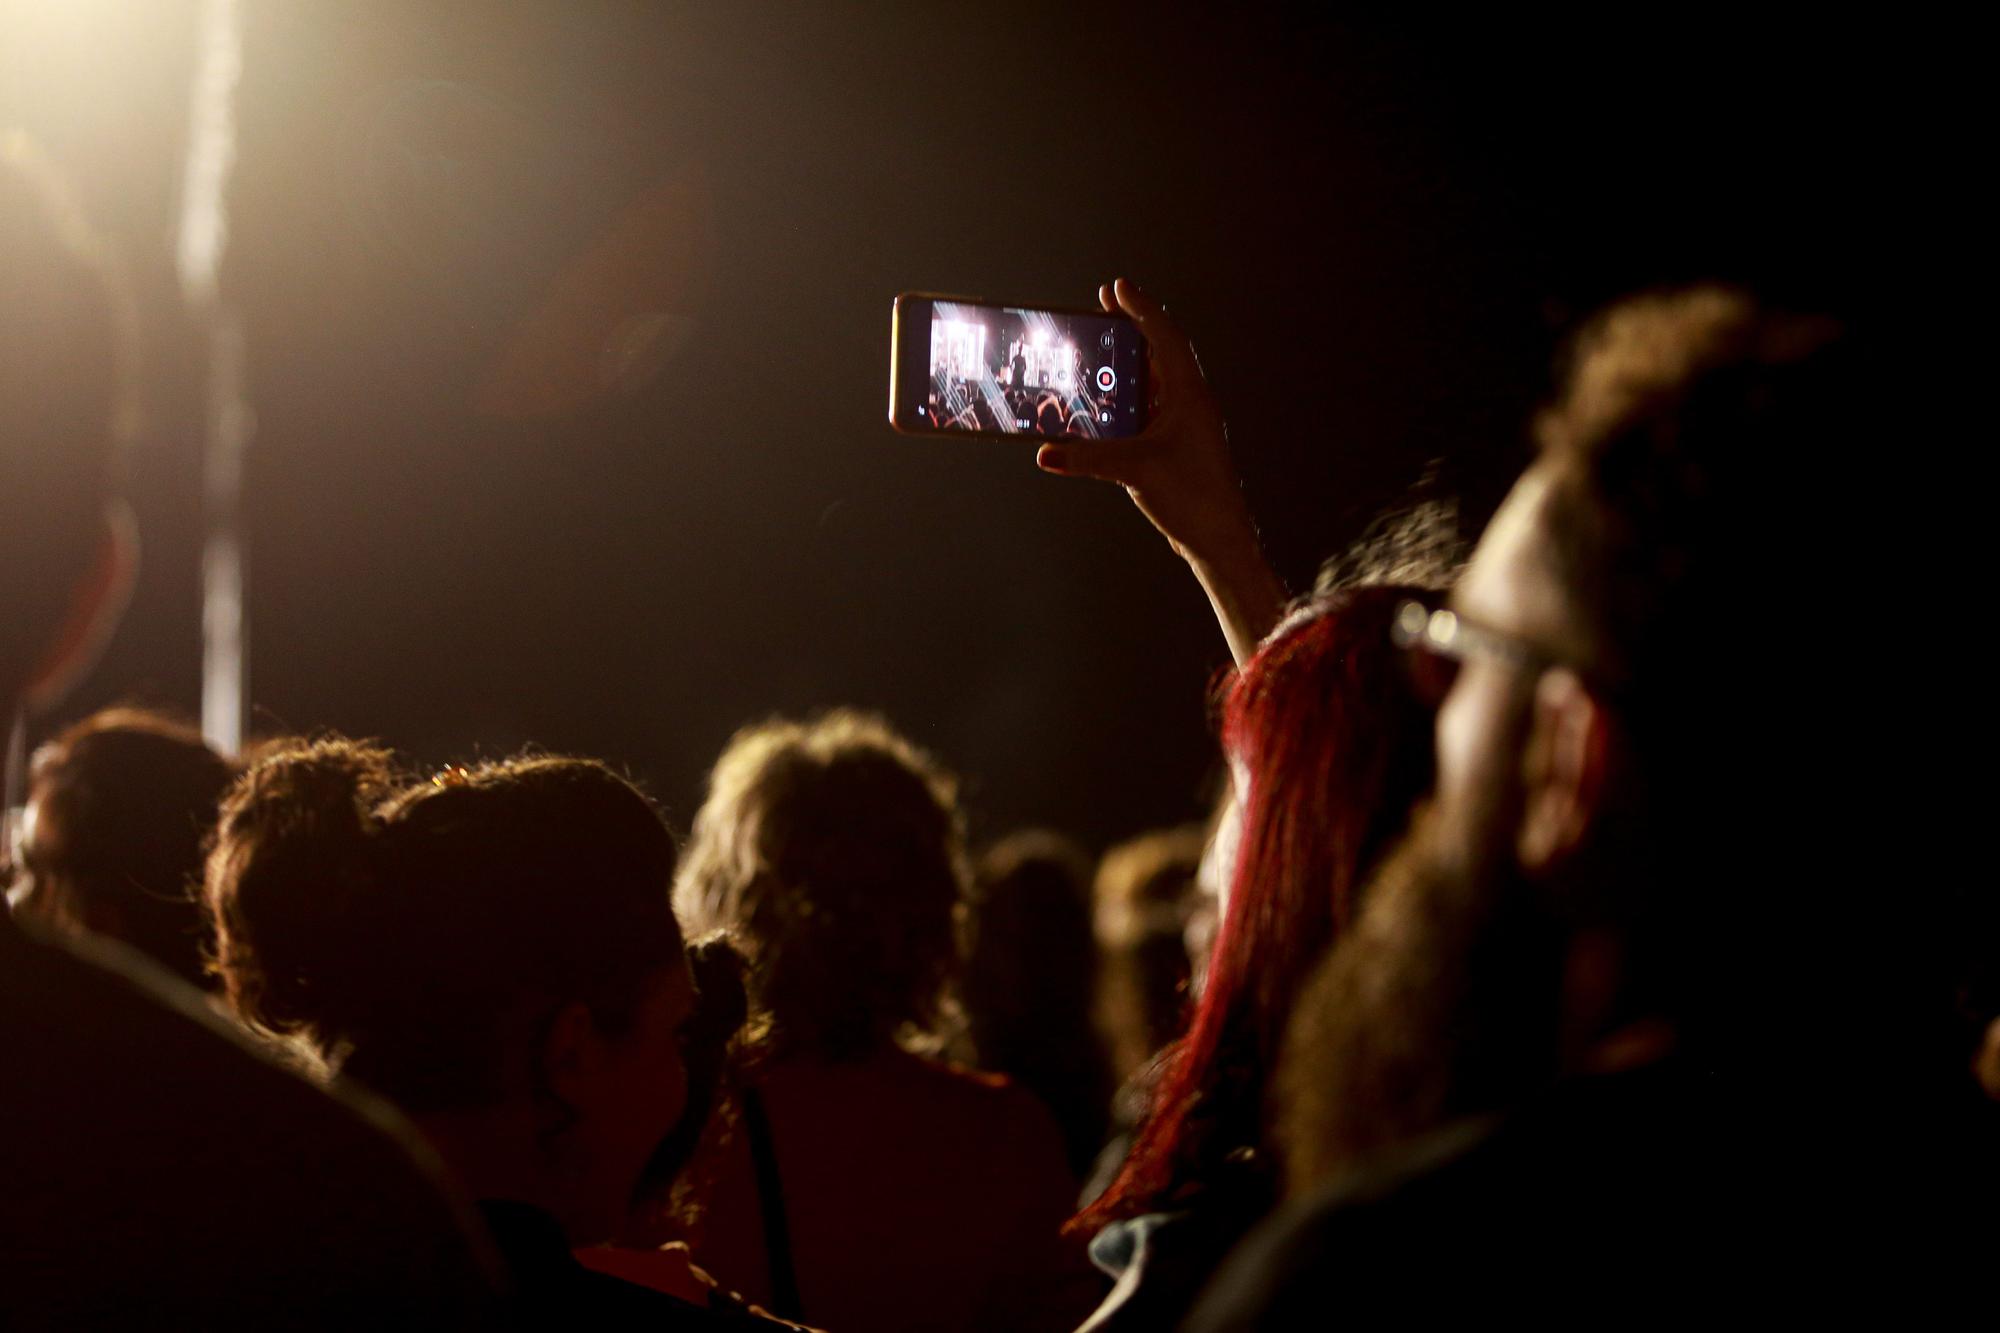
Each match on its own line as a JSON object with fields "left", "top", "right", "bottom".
{"left": 203, "top": 736, "right": 682, "bottom": 1109}
{"left": 1530, "top": 284, "right": 1843, "bottom": 683}
{"left": 17, "top": 708, "right": 235, "bottom": 987}
{"left": 674, "top": 710, "right": 969, "bottom": 1061}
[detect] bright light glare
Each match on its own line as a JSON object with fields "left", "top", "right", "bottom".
{"left": 0, "top": 0, "right": 199, "bottom": 129}
{"left": 930, "top": 318, "right": 986, "bottom": 378}
{"left": 176, "top": 0, "right": 242, "bottom": 306}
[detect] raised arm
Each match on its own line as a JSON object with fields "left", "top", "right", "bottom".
{"left": 1034, "top": 279, "right": 1286, "bottom": 667}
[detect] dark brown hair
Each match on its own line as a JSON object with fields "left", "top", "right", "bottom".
{"left": 965, "top": 830, "right": 1113, "bottom": 1177}
{"left": 1532, "top": 286, "right": 1844, "bottom": 686}
{"left": 203, "top": 737, "right": 683, "bottom": 1110}
{"left": 17, "top": 708, "right": 235, "bottom": 987}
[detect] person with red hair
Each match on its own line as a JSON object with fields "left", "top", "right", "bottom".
{"left": 1039, "top": 280, "right": 1454, "bottom": 1328}
{"left": 1086, "top": 586, "right": 1447, "bottom": 1326}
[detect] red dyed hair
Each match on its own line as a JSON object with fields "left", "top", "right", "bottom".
{"left": 1071, "top": 583, "right": 1441, "bottom": 1233}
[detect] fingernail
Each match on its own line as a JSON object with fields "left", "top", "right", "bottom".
{"left": 1039, "top": 446, "right": 1067, "bottom": 471}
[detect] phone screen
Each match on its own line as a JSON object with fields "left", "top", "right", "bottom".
{"left": 893, "top": 297, "right": 1148, "bottom": 441}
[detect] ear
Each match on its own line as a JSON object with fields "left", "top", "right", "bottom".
{"left": 541, "top": 999, "right": 611, "bottom": 1121}
{"left": 1516, "top": 667, "right": 1610, "bottom": 874}
{"left": 21, "top": 501, "right": 138, "bottom": 714}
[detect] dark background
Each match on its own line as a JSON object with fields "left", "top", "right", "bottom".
{"left": 4, "top": 3, "right": 1903, "bottom": 848}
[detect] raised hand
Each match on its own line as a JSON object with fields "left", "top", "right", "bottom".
{"left": 1036, "top": 279, "right": 1286, "bottom": 665}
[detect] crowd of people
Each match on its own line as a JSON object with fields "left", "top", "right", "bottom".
{"left": 925, "top": 386, "right": 1105, "bottom": 438}
{"left": 2, "top": 117, "right": 1983, "bottom": 1333}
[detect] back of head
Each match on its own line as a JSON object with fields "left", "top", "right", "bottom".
{"left": 1093, "top": 824, "right": 1206, "bottom": 1081}
{"left": 0, "top": 136, "right": 132, "bottom": 696}
{"left": 1222, "top": 585, "right": 1446, "bottom": 947}
{"left": 963, "top": 830, "right": 1113, "bottom": 1177}
{"left": 204, "top": 738, "right": 681, "bottom": 1110}
{"left": 1214, "top": 582, "right": 1444, "bottom": 1087}
{"left": 964, "top": 829, "right": 1098, "bottom": 1061}
{"left": 1077, "top": 584, "right": 1445, "bottom": 1231}
{"left": 675, "top": 710, "right": 968, "bottom": 1061}
{"left": 16, "top": 708, "right": 235, "bottom": 987}
{"left": 1533, "top": 287, "right": 1850, "bottom": 699}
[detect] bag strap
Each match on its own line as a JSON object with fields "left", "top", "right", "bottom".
{"left": 741, "top": 1085, "right": 804, "bottom": 1322}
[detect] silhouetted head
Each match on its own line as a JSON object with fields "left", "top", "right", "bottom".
{"left": 1093, "top": 825, "right": 1207, "bottom": 1082}
{"left": 202, "top": 738, "right": 691, "bottom": 1241}
{"left": 964, "top": 829, "right": 1113, "bottom": 1175}
{"left": 965, "top": 830, "right": 1097, "bottom": 1055}
{"left": 1037, "top": 396, "right": 1065, "bottom": 435}
{"left": 1437, "top": 285, "right": 1868, "bottom": 1058}
{"left": 1279, "top": 287, "right": 1915, "bottom": 1189}
{"left": 9, "top": 708, "right": 234, "bottom": 987}
{"left": 675, "top": 710, "right": 968, "bottom": 1061}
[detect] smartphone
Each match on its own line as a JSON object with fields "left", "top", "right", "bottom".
{"left": 888, "top": 292, "right": 1149, "bottom": 442}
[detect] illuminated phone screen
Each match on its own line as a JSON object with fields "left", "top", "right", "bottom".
{"left": 912, "top": 300, "right": 1147, "bottom": 440}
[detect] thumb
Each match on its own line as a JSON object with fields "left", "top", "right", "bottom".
{"left": 1036, "top": 438, "right": 1148, "bottom": 483}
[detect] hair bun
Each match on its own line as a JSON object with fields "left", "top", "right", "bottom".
{"left": 204, "top": 736, "right": 400, "bottom": 1037}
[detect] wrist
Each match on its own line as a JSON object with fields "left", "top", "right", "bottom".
{"left": 1182, "top": 511, "right": 1269, "bottom": 583}
{"left": 1190, "top": 523, "right": 1287, "bottom": 648}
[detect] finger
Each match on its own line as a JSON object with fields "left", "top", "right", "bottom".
{"left": 1111, "top": 277, "right": 1203, "bottom": 380}
{"left": 1036, "top": 437, "right": 1150, "bottom": 483}
{"left": 1111, "top": 277, "right": 1181, "bottom": 344}
{"left": 1100, "top": 278, "right": 1171, "bottom": 417}
{"left": 1109, "top": 276, "right": 1157, "bottom": 325}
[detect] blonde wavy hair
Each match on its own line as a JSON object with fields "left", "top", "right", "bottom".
{"left": 674, "top": 710, "right": 969, "bottom": 1060}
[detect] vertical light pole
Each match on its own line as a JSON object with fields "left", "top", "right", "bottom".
{"left": 176, "top": 0, "right": 248, "bottom": 755}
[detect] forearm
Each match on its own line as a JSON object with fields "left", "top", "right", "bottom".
{"left": 1187, "top": 531, "right": 1287, "bottom": 669}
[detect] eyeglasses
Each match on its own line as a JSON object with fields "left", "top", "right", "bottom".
{"left": 1391, "top": 599, "right": 1560, "bottom": 706}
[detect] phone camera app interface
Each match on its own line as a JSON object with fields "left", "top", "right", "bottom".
{"left": 925, "top": 302, "right": 1141, "bottom": 439}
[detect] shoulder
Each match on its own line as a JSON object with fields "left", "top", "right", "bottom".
{"left": 3, "top": 913, "right": 438, "bottom": 1166}
{"left": 768, "top": 1046, "right": 1030, "bottom": 1113}
{"left": 1, "top": 917, "right": 499, "bottom": 1322}
{"left": 882, "top": 1048, "right": 1032, "bottom": 1104}
{"left": 1185, "top": 1120, "right": 1501, "bottom": 1330}
{"left": 898, "top": 1052, "right": 1068, "bottom": 1139}
{"left": 572, "top": 1266, "right": 760, "bottom": 1330}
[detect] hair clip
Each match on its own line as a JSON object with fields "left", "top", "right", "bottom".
{"left": 431, "top": 765, "right": 473, "bottom": 789}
